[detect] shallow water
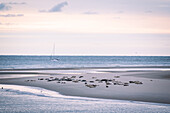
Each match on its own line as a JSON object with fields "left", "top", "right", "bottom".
{"left": 0, "top": 84, "right": 170, "bottom": 113}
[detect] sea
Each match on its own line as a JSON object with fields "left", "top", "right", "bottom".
{"left": 0, "top": 55, "right": 170, "bottom": 69}
{"left": 0, "top": 55, "right": 170, "bottom": 112}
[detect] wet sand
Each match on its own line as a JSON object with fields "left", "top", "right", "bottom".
{"left": 0, "top": 68, "right": 170, "bottom": 104}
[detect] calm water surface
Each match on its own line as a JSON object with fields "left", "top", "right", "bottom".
{"left": 0, "top": 56, "right": 170, "bottom": 69}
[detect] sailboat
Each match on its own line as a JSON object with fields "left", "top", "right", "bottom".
{"left": 50, "top": 44, "right": 59, "bottom": 61}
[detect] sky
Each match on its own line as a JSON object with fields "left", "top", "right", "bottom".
{"left": 0, "top": 0, "right": 170, "bottom": 56}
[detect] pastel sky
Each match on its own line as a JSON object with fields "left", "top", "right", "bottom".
{"left": 0, "top": 0, "right": 170, "bottom": 56}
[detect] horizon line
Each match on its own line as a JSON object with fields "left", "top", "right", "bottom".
{"left": 0, "top": 54, "right": 170, "bottom": 57}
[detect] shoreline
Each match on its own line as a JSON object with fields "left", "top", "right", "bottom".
{"left": 1, "top": 70, "right": 170, "bottom": 104}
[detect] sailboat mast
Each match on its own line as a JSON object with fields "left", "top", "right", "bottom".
{"left": 53, "top": 43, "right": 55, "bottom": 57}
{"left": 51, "top": 43, "right": 59, "bottom": 61}
{"left": 50, "top": 43, "right": 55, "bottom": 60}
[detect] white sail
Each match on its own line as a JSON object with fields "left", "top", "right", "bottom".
{"left": 51, "top": 43, "right": 59, "bottom": 61}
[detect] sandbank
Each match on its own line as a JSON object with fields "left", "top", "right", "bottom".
{"left": 0, "top": 68, "right": 170, "bottom": 104}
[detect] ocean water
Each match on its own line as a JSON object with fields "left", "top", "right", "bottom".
{"left": 0, "top": 84, "right": 170, "bottom": 113}
{"left": 0, "top": 56, "right": 170, "bottom": 69}
{"left": 1, "top": 56, "right": 170, "bottom": 112}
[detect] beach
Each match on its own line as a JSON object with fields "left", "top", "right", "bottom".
{"left": 1, "top": 67, "right": 170, "bottom": 104}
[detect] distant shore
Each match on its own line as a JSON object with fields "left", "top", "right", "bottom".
{"left": 0, "top": 67, "right": 170, "bottom": 104}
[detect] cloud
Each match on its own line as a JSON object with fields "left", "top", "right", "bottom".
{"left": 145, "top": 10, "right": 152, "bottom": 13}
{"left": 49, "top": 1, "right": 68, "bottom": 12}
{"left": 0, "top": 14, "right": 24, "bottom": 17}
{"left": 83, "top": 11, "right": 98, "bottom": 15}
{"left": 39, "top": 10, "right": 47, "bottom": 12}
{"left": 40, "top": 1, "right": 68, "bottom": 12}
{"left": 157, "top": 4, "right": 170, "bottom": 8}
{"left": 8, "top": 2, "right": 26, "bottom": 5}
{"left": 113, "top": 17, "right": 121, "bottom": 19}
{"left": 0, "top": 22, "right": 15, "bottom": 25}
{"left": 0, "top": 3, "right": 11, "bottom": 11}
{"left": 117, "top": 11, "right": 124, "bottom": 14}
